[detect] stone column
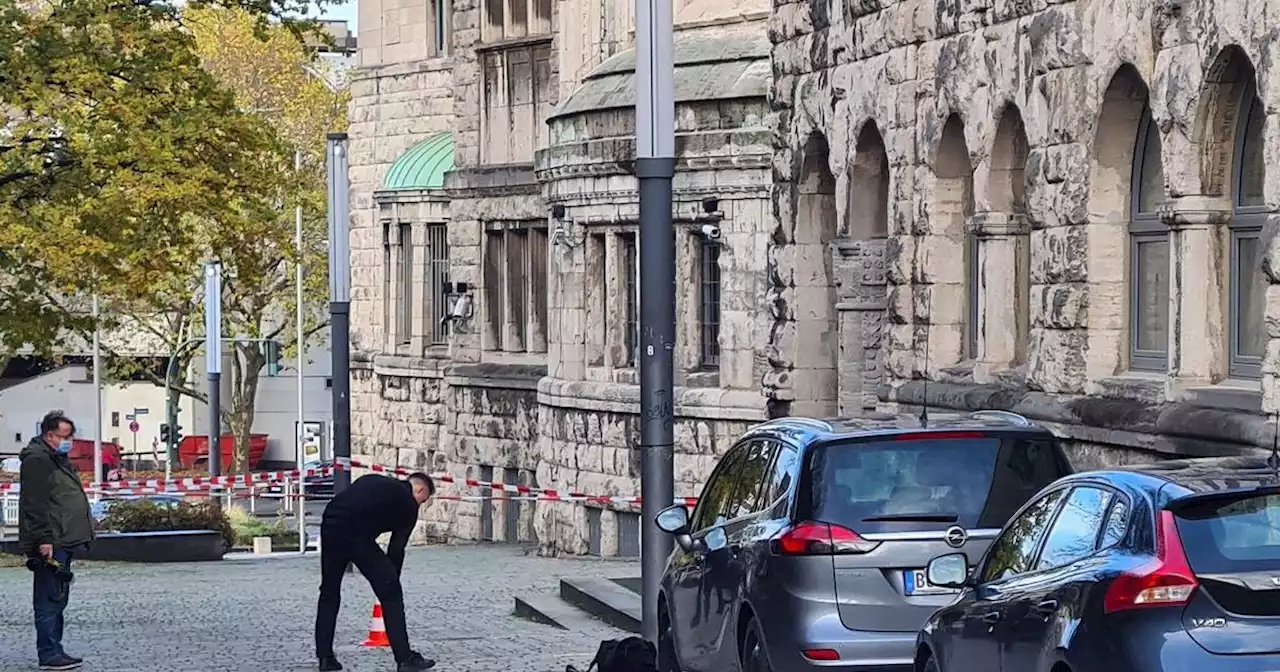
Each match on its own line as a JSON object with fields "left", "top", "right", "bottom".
{"left": 833, "top": 238, "right": 887, "bottom": 413}
{"left": 1161, "top": 198, "right": 1230, "bottom": 395}
{"left": 971, "top": 212, "right": 1029, "bottom": 382}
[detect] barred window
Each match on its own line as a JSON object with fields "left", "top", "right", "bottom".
{"left": 698, "top": 238, "right": 721, "bottom": 369}
{"left": 622, "top": 232, "right": 638, "bottom": 366}
{"left": 424, "top": 224, "right": 450, "bottom": 345}
{"left": 396, "top": 223, "right": 413, "bottom": 345}
{"left": 484, "top": 222, "right": 548, "bottom": 353}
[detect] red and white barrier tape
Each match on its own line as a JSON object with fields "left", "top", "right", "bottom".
{"left": 0, "top": 466, "right": 333, "bottom": 493}
{"left": 4, "top": 457, "right": 699, "bottom": 506}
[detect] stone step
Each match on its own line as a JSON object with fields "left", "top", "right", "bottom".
{"left": 513, "top": 593, "right": 618, "bottom": 631}
{"left": 559, "top": 576, "right": 641, "bottom": 633}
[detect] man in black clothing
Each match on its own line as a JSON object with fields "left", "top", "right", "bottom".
{"left": 315, "top": 472, "right": 435, "bottom": 672}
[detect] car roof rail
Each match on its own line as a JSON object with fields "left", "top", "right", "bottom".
{"left": 967, "top": 410, "right": 1034, "bottom": 427}
{"left": 752, "top": 417, "right": 834, "bottom": 433}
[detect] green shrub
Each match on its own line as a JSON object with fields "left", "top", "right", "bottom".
{"left": 99, "top": 499, "right": 236, "bottom": 550}
{"left": 226, "top": 505, "right": 300, "bottom": 548}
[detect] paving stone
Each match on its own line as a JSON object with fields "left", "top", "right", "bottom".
{"left": 0, "top": 545, "right": 637, "bottom": 671}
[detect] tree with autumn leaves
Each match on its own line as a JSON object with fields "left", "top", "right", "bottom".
{"left": 0, "top": 0, "right": 347, "bottom": 472}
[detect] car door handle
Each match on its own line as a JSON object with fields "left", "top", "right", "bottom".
{"left": 981, "top": 611, "right": 1002, "bottom": 624}
{"left": 1035, "top": 599, "right": 1058, "bottom": 614}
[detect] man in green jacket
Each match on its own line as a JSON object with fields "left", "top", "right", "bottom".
{"left": 19, "top": 410, "right": 95, "bottom": 671}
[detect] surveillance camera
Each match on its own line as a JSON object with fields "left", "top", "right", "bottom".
{"left": 699, "top": 224, "right": 721, "bottom": 240}
{"left": 449, "top": 294, "right": 472, "bottom": 320}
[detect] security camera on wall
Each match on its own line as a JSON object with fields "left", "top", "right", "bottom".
{"left": 699, "top": 224, "right": 722, "bottom": 241}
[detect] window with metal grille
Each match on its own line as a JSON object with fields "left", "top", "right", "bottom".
{"left": 382, "top": 223, "right": 392, "bottom": 348}
{"left": 424, "top": 224, "right": 450, "bottom": 345}
{"left": 622, "top": 232, "right": 638, "bottom": 366}
{"left": 484, "top": 222, "right": 548, "bottom": 352}
{"left": 699, "top": 238, "right": 721, "bottom": 368}
{"left": 396, "top": 223, "right": 413, "bottom": 345}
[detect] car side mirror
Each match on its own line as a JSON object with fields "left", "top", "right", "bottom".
{"left": 656, "top": 505, "right": 698, "bottom": 552}
{"left": 926, "top": 552, "right": 971, "bottom": 589}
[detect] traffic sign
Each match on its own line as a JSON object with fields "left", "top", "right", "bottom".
{"left": 129, "top": 421, "right": 140, "bottom": 433}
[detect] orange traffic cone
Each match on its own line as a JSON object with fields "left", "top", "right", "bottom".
{"left": 360, "top": 601, "right": 390, "bottom": 647}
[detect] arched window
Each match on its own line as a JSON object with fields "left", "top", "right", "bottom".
{"left": 1229, "top": 86, "right": 1267, "bottom": 378}
{"left": 1128, "top": 108, "right": 1168, "bottom": 371}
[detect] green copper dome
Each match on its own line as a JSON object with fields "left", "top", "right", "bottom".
{"left": 382, "top": 132, "right": 454, "bottom": 191}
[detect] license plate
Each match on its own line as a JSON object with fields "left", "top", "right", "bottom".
{"left": 904, "top": 569, "right": 959, "bottom": 596}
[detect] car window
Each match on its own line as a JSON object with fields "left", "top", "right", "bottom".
{"left": 690, "top": 446, "right": 747, "bottom": 531}
{"left": 979, "top": 439, "right": 1067, "bottom": 528}
{"left": 727, "top": 440, "right": 777, "bottom": 519}
{"left": 807, "top": 436, "right": 1001, "bottom": 533}
{"left": 1098, "top": 497, "right": 1130, "bottom": 549}
{"left": 1035, "top": 486, "right": 1113, "bottom": 571}
{"left": 764, "top": 445, "right": 799, "bottom": 507}
{"left": 1174, "top": 492, "right": 1280, "bottom": 573}
{"left": 981, "top": 488, "right": 1067, "bottom": 583}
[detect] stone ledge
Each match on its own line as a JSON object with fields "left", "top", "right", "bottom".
{"left": 446, "top": 362, "right": 547, "bottom": 391}
{"left": 881, "top": 380, "right": 1275, "bottom": 457}
{"left": 537, "top": 377, "right": 767, "bottom": 421}
{"left": 372, "top": 353, "right": 448, "bottom": 378}
{"left": 444, "top": 164, "right": 538, "bottom": 196}
{"left": 349, "top": 57, "right": 454, "bottom": 81}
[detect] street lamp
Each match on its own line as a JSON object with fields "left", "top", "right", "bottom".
{"left": 635, "top": 0, "right": 676, "bottom": 645}
{"left": 327, "top": 133, "right": 352, "bottom": 494}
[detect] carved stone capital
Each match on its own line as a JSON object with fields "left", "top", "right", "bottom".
{"left": 1157, "top": 196, "right": 1232, "bottom": 230}
{"left": 967, "top": 211, "right": 1029, "bottom": 237}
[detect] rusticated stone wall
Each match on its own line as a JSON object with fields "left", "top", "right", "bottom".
{"left": 769, "top": 0, "right": 1280, "bottom": 459}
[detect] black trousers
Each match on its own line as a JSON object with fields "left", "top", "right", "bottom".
{"left": 314, "top": 525, "right": 412, "bottom": 662}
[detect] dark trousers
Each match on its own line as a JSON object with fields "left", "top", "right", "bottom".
{"left": 315, "top": 525, "right": 412, "bottom": 662}
{"left": 33, "top": 545, "right": 80, "bottom": 664}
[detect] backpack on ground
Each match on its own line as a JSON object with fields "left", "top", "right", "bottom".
{"left": 566, "top": 637, "right": 657, "bottom": 672}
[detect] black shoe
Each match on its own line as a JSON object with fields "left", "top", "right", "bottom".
{"left": 397, "top": 652, "right": 435, "bottom": 671}
{"left": 62, "top": 654, "right": 83, "bottom": 665}
{"left": 318, "top": 655, "right": 343, "bottom": 671}
{"left": 38, "top": 654, "right": 82, "bottom": 670}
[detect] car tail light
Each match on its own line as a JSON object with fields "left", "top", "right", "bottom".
{"left": 802, "top": 649, "right": 840, "bottom": 661}
{"left": 1103, "top": 510, "right": 1198, "bottom": 613}
{"left": 892, "top": 431, "right": 987, "bottom": 441}
{"left": 772, "top": 521, "right": 880, "bottom": 555}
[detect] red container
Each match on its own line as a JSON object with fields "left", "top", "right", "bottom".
{"left": 178, "top": 434, "right": 269, "bottom": 472}
{"left": 68, "top": 439, "right": 122, "bottom": 474}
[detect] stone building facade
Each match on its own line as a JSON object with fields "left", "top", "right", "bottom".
{"left": 348, "top": 0, "right": 1279, "bottom": 552}
{"left": 348, "top": 0, "right": 775, "bottom": 552}
{"left": 769, "top": 0, "right": 1280, "bottom": 464}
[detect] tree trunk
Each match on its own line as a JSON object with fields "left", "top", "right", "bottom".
{"left": 227, "top": 408, "right": 254, "bottom": 474}
{"left": 229, "top": 343, "right": 265, "bottom": 473}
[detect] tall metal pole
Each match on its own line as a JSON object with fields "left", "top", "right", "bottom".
{"left": 327, "top": 133, "right": 352, "bottom": 494}
{"left": 295, "top": 149, "right": 308, "bottom": 549}
{"left": 91, "top": 294, "right": 103, "bottom": 484}
{"left": 636, "top": 0, "right": 675, "bottom": 645}
{"left": 204, "top": 261, "right": 222, "bottom": 478}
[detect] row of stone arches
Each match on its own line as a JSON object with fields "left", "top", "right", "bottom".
{"left": 783, "top": 43, "right": 1272, "bottom": 416}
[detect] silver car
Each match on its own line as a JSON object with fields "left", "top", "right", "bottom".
{"left": 654, "top": 412, "right": 1072, "bottom": 672}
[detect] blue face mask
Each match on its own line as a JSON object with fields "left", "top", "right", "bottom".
{"left": 55, "top": 440, "right": 72, "bottom": 455}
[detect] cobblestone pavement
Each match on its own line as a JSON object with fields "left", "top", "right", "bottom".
{"left": 0, "top": 545, "right": 635, "bottom": 671}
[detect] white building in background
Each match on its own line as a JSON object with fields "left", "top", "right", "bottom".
{"left": 0, "top": 343, "right": 334, "bottom": 469}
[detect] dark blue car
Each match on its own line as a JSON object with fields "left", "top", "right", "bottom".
{"left": 915, "top": 455, "right": 1280, "bottom": 672}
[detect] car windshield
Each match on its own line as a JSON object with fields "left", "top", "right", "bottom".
{"left": 806, "top": 437, "right": 1002, "bottom": 533}
{"left": 1174, "top": 491, "right": 1280, "bottom": 573}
